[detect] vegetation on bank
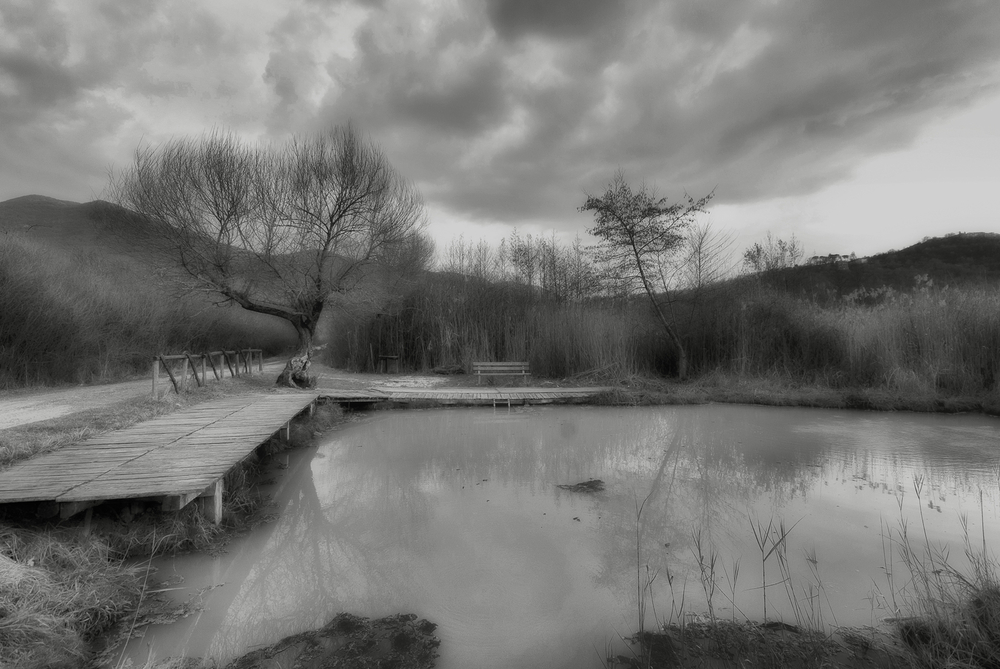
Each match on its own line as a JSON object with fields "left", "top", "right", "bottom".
{"left": 609, "top": 481, "right": 1000, "bottom": 669}
{"left": 0, "top": 232, "right": 295, "bottom": 388}
{"left": 329, "top": 231, "right": 999, "bottom": 409}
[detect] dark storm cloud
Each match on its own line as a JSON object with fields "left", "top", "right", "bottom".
{"left": 319, "top": 7, "right": 512, "bottom": 138}
{"left": 486, "top": 0, "right": 631, "bottom": 40}
{"left": 0, "top": 0, "right": 269, "bottom": 200}
{"left": 310, "top": 0, "right": 1000, "bottom": 228}
{"left": 1, "top": 0, "right": 998, "bottom": 235}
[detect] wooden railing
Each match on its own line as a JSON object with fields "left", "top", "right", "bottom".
{"left": 152, "top": 349, "right": 264, "bottom": 397}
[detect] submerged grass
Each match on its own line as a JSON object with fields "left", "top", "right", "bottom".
{"left": 612, "top": 476, "right": 1000, "bottom": 669}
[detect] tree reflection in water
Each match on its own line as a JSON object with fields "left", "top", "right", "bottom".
{"left": 128, "top": 405, "right": 1000, "bottom": 669}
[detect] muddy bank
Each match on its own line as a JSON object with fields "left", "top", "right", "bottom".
{"left": 217, "top": 613, "right": 439, "bottom": 669}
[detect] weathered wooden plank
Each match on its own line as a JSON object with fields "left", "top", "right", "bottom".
{"left": 0, "top": 393, "right": 318, "bottom": 508}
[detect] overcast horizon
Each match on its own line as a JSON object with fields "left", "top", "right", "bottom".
{"left": 2, "top": 0, "right": 999, "bottom": 259}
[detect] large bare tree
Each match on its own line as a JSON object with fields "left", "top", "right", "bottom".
{"left": 581, "top": 171, "right": 712, "bottom": 379}
{"left": 107, "top": 125, "right": 429, "bottom": 385}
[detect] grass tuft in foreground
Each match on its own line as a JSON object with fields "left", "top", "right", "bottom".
{"left": 0, "top": 527, "right": 145, "bottom": 669}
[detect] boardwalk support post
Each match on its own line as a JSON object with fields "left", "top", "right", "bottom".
{"left": 198, "top": 479, "right": 224, "bottom": 525}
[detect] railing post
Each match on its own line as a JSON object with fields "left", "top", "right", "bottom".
{"left": 185, "top": 353, "right": 202, "bottom": 388}
{"left": 180, "top": 356, "right": 189, "bottom": 390}
{"left": 201, "top": 355, "right": 207, "bottom": 386}
{"left": 152, "top": 357, "right": 160, "bottom": 398}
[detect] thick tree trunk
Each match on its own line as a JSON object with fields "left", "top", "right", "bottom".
{"left": 276, "top": 323, "right": 316, "bottom": 389}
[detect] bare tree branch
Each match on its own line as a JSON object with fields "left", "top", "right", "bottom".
{"left": 106, "top": 125, "right": 430, "bottom": 383}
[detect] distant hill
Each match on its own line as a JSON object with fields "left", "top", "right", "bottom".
{"left": 0, "top": 195, "right": 295, "bottom": 387}
{"left": 1, "top": 195, "right": 105, "bottom": 248}
{"left": 0, "top": 195, "right": 160, "bottom": 259}
{"left": 5, "top": 194, "right": 996, "bottom": 300}
{"left": 760, "top": 233, "right": 1000, "bottom": 300}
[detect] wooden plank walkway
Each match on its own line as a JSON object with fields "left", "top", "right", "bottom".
{"left": 321, "top": 386, "right": 609, "bottom": 406}
{"left": 0, "top": 393, "right": 317, "bottom": 520}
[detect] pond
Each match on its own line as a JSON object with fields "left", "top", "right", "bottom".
{"left": 121, "top": 404, "right": 1000, "bottom": 668}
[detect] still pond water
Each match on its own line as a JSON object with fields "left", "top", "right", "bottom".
{"left": 124, "top": 404, "right": 1000, "bottom": 668}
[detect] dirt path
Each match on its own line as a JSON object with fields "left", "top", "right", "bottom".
{"left": 0, "top": 361, "right": 289, "bottom": 430}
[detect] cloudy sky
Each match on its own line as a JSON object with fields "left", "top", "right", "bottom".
{"left": 2, "top": 0, "right": 999, "bottom": 259}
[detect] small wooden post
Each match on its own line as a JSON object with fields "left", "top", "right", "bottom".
{"left": 199, "top": 479, "right": 224, "bottom": 525}
{"left": 201, "top": 355, "right": 207, "bottom": 386}
{"left": 152, "top": 357, "right": 160, "bottom": 398}
{"left": 257, "top": 350, "right": 263, "bottom": 373}
{"left": 180, "top": 356, "right": 189, "bottom": 391}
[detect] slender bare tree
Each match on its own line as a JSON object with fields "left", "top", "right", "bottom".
{"left": 581, "top": 171, "right": 712, "bottom": 379}
{"left": 107, "top": 125, "right": 429, "bottom": 386}
{"left": 742, "top": 232, "right": 803, "bottom": 273}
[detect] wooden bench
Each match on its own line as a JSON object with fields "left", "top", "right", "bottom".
{"left": 472, "top": 361, "right": 530, "bottom": 385}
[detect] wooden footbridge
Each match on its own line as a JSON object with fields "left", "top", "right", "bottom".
{"left": 0, "top": 383, "right": 608, "bottom": 525}
{"left": 323, "top": 386, "right": 608, "bottom": 407}
{"left": 0, "top": 392, "right": 318, "bottom": 524}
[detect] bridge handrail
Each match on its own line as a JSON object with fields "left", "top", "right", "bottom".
{"left": 152, "top": 349, "right": 264, "bottom": 397}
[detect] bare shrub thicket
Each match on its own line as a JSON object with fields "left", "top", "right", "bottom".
{"left": 328, "top": 224, "right": 736, "bottom": 379}
{"left": 332, "top": 228, "right": 999, "bottom": 398}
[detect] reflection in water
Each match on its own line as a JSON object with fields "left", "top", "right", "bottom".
{"left": 122, "top": 405, "right": 1000, "bottom": 668}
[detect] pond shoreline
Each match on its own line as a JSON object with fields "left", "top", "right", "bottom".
{"left": 1, "top": 372, "right": 997, "bottom": 668}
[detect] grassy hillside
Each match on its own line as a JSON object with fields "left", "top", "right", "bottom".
{"left": 760, "top": 232, "right": 1000, "bottom": 300}
{"left": 0, "top": 195, "right": 296, "bottom": 388}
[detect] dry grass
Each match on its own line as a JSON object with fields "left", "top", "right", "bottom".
{"left": 609, "top": 474, "right": 1000, "bottom": 669}
{"left": 0, "top": 527, "right": 145, "bottom": 669}
{"left": 331, "top": 239, "right": 999, "bottom": 411}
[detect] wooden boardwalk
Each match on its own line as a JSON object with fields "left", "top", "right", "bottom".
{"left": 0, "top": 393, "right": 317, "bottom": 522}
{"left": 322, "top": 386, "right": 609, "bottom": 406}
